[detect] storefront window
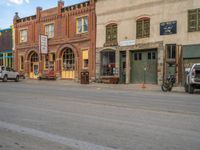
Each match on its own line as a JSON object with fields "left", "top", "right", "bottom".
{"left": 0, "top": 54, "right": 3, "bottom": 66}
{"left": 166, "top": 44, "right": 176, "bottom": 59}
{"left": 7, "top": 53, "right": 12, "bottom": 68}
{"left": 44, "top": 55, "right": 49, "bottom": 70}
{"left": 30, "top": 52, "right": 39, "bottom": 71}
{"left": 101, "top": 51, "right": 116, "bottom": 76}
{"left": 63, "top": 49, "right": 75, "bottom": 71}
{"left": 20, "top": 56, "right": 24, "bottom": 70}
{"left": 82, "top": 49, "right": 88, "bottom": 69}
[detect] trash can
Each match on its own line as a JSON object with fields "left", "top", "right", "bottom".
{"left": 80, "top": 70, "right": 89, "bottom": 84}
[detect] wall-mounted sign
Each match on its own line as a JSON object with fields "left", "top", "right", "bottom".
{"left": 160, "top": 21, "right": 177, "bottom": 35}
{"left": 119, "top": 40, "right": 135, "bottom": 46}
{"left": 39, "top": 35, "right": 48, "bottom": 54}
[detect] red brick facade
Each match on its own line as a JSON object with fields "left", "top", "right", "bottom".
{"left": 13, "top": 0, "right": 96, "bottom": 81}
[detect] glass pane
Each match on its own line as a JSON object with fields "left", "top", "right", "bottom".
{"left": 148, "top": 52, "right": 151, "bottom": 60}
{"left": 139, "top": 53, "right": 142, "bottom": 60}
{"left": 78, "top": 18, "right": 82, "bottom": 33}
{"left": 101, "top": 51, "right": 115, "bottom": 76}
{"left": 84, "top": 17, "right": 88, "bottom": 32}
{"left": 134, "top": 53, "right": 137, "bottom": 60}
{"left": 136, "top": 21, "right": 143, "bottom": 38}
{"left": 188, "top": 10, "right": 197, "bottom": 31}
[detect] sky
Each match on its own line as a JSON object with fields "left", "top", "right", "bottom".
{"left": 0, "top": 0, "right": 87, "bottom": 29}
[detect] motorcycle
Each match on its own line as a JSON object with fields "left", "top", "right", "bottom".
{"left": 161, "top": 75, "right": 176, "bottom": 92}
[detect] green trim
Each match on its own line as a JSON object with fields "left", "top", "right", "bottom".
{"left": 183, "top": 45, "right": 200, "bottom": 58}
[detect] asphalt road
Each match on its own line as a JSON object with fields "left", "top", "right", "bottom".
{"left": 0, "top": 81, "right": 200, "bottom": 150}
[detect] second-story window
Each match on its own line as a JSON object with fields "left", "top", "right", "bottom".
{"left": 45, "top": 24, "right": 54, "bottom": 38}
{"left": 76, "top": 16, "right": 88, "bottom": 34}
{"left": 188, "top": 8, "right": 200, "bottom": 32}
{"left": 136, "top": 18, "right": 150, "bottom": 39}
{"left": 104, "top": 23, "right": 118, "bottom": 47}
{"left": 106, "top": 24, "right": 117, "bottom": 44}
{"left": 20, "top": 29, "right": 27, "bottom": 43}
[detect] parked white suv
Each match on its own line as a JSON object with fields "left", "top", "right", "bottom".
{"left": 185, "top": 63, "right": 200, "bottom": 94}
{"left": 0, "top": 66, "right": 20, "bottom": 82}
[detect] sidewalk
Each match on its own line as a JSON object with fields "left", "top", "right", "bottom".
{"left": 22, "top": 79, "right": 185, "bottom": 92}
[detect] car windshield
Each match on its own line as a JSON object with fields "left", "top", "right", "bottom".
{"left": 194, "top": 65, "right": 200, "bottom": 70}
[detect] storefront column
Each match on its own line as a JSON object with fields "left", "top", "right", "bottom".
{"left": 126, "top": 50, "right": 130, "bottom": 84}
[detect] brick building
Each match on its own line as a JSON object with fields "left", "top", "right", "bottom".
{"left": 13, "top": 0, "right": 96, "bottom": 81}
{"left": 0, "top": 28, "right": 13, "bottom": 68}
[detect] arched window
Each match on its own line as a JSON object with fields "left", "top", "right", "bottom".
{"left": 31, "top": 52, "right": 39, "bottom": 62}
{"left": 62, "top": 48, "right": 75, "bottom": 71}
{"left": 105, "top": 23, "right": 118, "bottom": 46}
{"left": 136, "top": 17, "right": 150, "bottom": 38}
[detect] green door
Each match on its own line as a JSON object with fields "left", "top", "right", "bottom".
{"left": 120, "top": 51, "right": 126, "bottom": 83}
{"left": 131, "top": 50, "right": 157, "bottom": 84}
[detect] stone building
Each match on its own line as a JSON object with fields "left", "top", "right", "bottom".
{"left": 13, "top": 0, "right": 96, "bottom": 81}
{"left": 0, "top": 28, "right": 13, "bottom": 68}
{"left": 95, "top": 0, "right": 200, "bottom": 85}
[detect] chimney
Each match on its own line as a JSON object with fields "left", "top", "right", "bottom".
{"left": 13, "top": 12, "right": 20, "bottom": 24}
{"left": 58, "top": 0, "right": 64, "bottom": 14}
{"left": 36, "top": 7, "right": 42, "bottom": 20}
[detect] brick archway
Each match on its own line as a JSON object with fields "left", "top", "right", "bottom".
{"left": 56, "top": 44, "right": 79, "bottom": 79}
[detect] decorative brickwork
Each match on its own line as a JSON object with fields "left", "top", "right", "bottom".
{"left": 14, "top": 0, "right": 96, "bottom": 81}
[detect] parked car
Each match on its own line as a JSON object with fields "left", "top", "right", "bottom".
{"left": 0, "top": 66, "right": 20, "bottom": 82}
{"left": 185, "top": 63, "right": 200, "bottom": 94}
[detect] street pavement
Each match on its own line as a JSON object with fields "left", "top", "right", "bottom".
{"left": 0, "top": 80, "right": 200, "bottom": 150}
{"left": 24, "top": 79, "right": 185, "bottom": 92}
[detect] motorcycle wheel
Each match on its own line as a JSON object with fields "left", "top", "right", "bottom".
{"left": 161, "top": 84, "right": 168, "bottom": 92}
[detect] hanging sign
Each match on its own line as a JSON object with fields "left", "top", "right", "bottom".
{"left": 39, "top": 35, "right": 48, "bottom": 54}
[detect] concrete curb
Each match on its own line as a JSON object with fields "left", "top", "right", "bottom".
{"left": 21, "top": 79, "right": 185, "bottom": 92}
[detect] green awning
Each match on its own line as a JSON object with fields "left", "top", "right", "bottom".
{"left": 182, "top": 45, "right": 200, "bottom": 58}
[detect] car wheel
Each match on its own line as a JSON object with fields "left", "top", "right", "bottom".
{"left": 3, "top": 75, "right": 8, "bottom": 82}
{"left": 15, "top": 76, "right": 19, "bottom": 82}
{"left": 188, "top": 85, "right": 194, "bottom": 94}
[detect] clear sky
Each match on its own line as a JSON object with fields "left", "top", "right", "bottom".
{"left": 0, "top": 0, "right": 87, "bottom": 29}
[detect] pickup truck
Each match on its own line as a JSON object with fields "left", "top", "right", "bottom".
{"left": 185, "top": 63, "right": 200, "bottom": 94}
{"left": 0, "top": 66, "right": 20, "bottom": 82}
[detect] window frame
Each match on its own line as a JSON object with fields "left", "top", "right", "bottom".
{"left": 106, "top": 23, "right": 118, "bottom": 43}
{"left": 62, "top": 49, "right": 75, "bottom": 71}
{"left": 76, "top": 16, "right": 88, "bottom": 34}
{"left": 20, "top": 29, "right": 28, "bottom": 43}
{"left": 82, "top": 49, "right": 89, "bottom": 69}
{"left": 44, "top": 54, "right": 49, "bottom": 70}
{"left": 188, "top": 8, "right": 200, "bottom": 32}
{"left": 136, "top": 17, "right": 150, "bottom": 39}
{"left": 101, "top": 50, "right": 116, "bottom": 76}
{"left": 45, "top": 24, "right": 54, "bottom": 38}
{"left": 20, "top": 55, "right": 24, "bottom": 71}
{"left": 166, "top": 44, "right": 176, "bottom": 59}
